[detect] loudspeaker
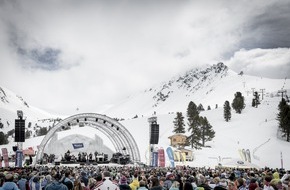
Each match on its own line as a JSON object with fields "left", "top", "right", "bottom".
{"left": 150, "top": 124, "right": 159, "bottom": 144}
{"left": 15, "top": 119, "right": 25, "bottom": 142}
{"left": 55, "top": 161, "right": 60, "bottom": 165}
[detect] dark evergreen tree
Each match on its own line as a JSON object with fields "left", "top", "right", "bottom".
{"left": 252, "top": 99, "right": 256, "bottom": 107}
{"left": 7, "top": 129, "right": 15, "bottom": 136}
{"left": 223, "top": 100, "right": 231, "bottom": 122}
{"left": 197, "top": 104, "right": 205, "bottom": 111}
{"left": 215, "top": 104, "right": 218, "bottom": 109}
{"left": 200, "top": 116, "right": 215, "bottom": 147}
{"left": 173, "top": 112, "right": 186, "bottom": 133}
{"left": 253, "top": 91, "right": 260, "bottom": 108}
{"left": 0, "top": 132, "right": 8, "bottom": 145}
{"left": 37, "top": 127, "right": 48, "bottom": 136}
{"left": 187, "top": 101, "right": 202, "bottom": 149}
{"left": 25, "top": 130, "right": 31, "bottom": 139}
{"left": 207, "top": 106, "right": 211, "bottom": 110}
{"left": 282, "top": 106, "right": 290, "bottom": 142}
{"left": 232, "top": 92, "right": 245, "bottom": 113}
{"left": 277, "top": 98, "right": 287, "bottom": 129}
{"left": 277, "top": 98, "right": 290, "bottom": 142}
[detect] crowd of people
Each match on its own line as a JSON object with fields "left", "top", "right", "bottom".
{"left": 0, "top": 165, "right": 289, "bottom": 190}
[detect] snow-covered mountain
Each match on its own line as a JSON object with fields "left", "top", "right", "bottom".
{"left": 102, "top": 62, "right": 289, "bottom": 119}
{"left": 0, "top": 86, "right": 56, "bottom": 136}
{"left": 1, "top": 63, "right": 290, "bottom": 169}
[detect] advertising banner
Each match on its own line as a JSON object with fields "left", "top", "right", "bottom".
{"left": 181, "top": 152, "right": 186, "bottom": 164}
{"left": 72, "top": 143, "right": 84, "bottom": 149}
{"left": 166, "top": 147, "right": 175, "bottom": 168}
{"left": 152, "top": 151, "right": 158, "bottom": 167}
{"left": 158, "top": 148, "right": 165, "bottom": 167}
{"left": 15, "top": 150, "right": 23, "bottom": 167}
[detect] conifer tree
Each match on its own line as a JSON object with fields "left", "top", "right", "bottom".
{"left": 224, "top": 100, "right": 231, "bottom": 122}
{"left": 0, "top": 132, "right": 8, "bottom": 145}
{"left": 200, "top": 116, "right": 215, "bottom": 146}
{"left": 197, "top": 104, "right": 205, "bottom": 111}
{"left": 282, "top": 106, "right": 290, "bottom": 142}
{"left": 277, "top": 98, "right": 290, "bottom": 141}
{"left": 252, "top": 91, "right": 260, "bottom": 108}
{"left": 173, "top": 112, "right": 185, "bottom": 133}
{"left": 232, "top": 92, "right": 245, "bottom": 113}
{"left": 277, "top": 98, "right": 287, "bottom": 129}
{"left": 187, "top": 101, "right": 202, "bottom": 149}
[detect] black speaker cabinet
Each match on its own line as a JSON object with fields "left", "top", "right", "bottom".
{"left": 150, "top": 124, "right": 159, "bottom": 144}
{"left": 15, "top": 119, "right": 25, "bottom": 142}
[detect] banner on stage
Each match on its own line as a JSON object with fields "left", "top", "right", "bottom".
{"left": 72, "top": 143, "right": 84, "bottom": 149}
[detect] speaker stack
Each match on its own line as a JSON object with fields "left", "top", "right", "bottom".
{"left": 15, "top": 119, "right": 25, "bottom": 142}
{"left": 149, "top": 123, "right": 159, "bottom": 144}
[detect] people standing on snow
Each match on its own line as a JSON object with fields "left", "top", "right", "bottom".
{"left": 0, "top": 174, "right": 19, "bottom": 190}
{"left": 149, "top": 177, "right": 163, "bottom": 190}
{"left": 164, "top": 173, "right": 175, "bottom": 190}
{"left": 118, "top": 176, "right": 131, "bottom": 190}
{"left": 45, "top": 172, "right": 68, "bottom": 190}
{"left": 97, "top": 171, "right": 119, "bottom": 190}
{"left": 129, "top": 173, "right": 139, "bottom": 190}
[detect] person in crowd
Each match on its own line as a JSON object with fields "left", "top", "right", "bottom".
{"left": 92, "top": 174, "right": 104, "bottom": 190}
{"left": 187, "top": 177, "right": 197, "bottom": 190}
{"left": 81, "top": 171, "right": 89, "bottom": 188}
{"left": 248, "top": 178, "right": 258, "bottom": 190}
{"left": 263, "top": 175, "right": 275, "bottom": 190}
{"left": 138, "top": 181, "right": 148, "bottom": 190}
{"left": 149, "top": 177, "right": 163, "bottom": 190}
{"left": 129, "top": 174, "right": 139, "bottom": 190}
{"left": 159, "top": 177, "right": 167, "bottom": 190}
{"left": 197, "top": 175, "right": 211, "bottom": 190}
{"left": 73, "top": 176, "right": 83, "bottom": 190}
{"left": 62, "top": 170, "right": 74, "bottom": 190}
{"left": 236, "top": 178, "right": 246, "bottom": 190}
{"left": 227, "top": 181, "right": 237, "bottom": 190}
{"left": 45, "top": 172, "right": 68, "bottom": 190}
{"left": 169, "top": 181, "right": 180, "bottom": 190}
{"left": 214, "top": 178, "right": 227, "bottom": 190}
{"left": 0, "top": 173, "right": 19, "bottom": 190}
{"left": 17, "top": 174, "right": 27, "bottom": 190}
{"left": 183, "top": 181, "right": 193, "bottom": 190}
{"left": 164, "top": 173, "right": 175, "bottom": 190}
{"left": 29, "top": 174, "right": 41, "bottom": 190}
{"left": 97, "top": 171, "right": 119, "bottom": 190}
{"left": 280, "top": 172, "right": 289, "bottom": 190}
{"left": 118, "top": 176, "right": 131, "bottom": 190}
{"left": 87, "top": 177, "right": 96, "bottom": 190}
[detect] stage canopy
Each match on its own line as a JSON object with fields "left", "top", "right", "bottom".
{"left": 44, "top": 132, "right": 114, "bottom": 158}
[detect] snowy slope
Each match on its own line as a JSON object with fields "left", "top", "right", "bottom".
{"left": 101, "top": 63, "right": 289, "bottom": 119}
{"left": 0, "top": 86, "right": 55, "bottom": 134}
{"left": 1, "top": 63, "right": 290, "bottom": 169}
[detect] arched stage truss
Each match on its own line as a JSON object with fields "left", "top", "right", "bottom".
{"left": 35, "top": 113, "right": 140, "bottom": 165}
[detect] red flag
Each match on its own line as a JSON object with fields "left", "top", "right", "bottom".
{"left": 158, "top": 148, "right": 165, "bottom": 167}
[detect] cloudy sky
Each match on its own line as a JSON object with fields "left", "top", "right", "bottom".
{"left": 0, "top": 0, "right": 290, "bottom": 115}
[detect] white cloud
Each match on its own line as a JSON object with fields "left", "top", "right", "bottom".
{"left": 226, "top": 48, "right": 290, "bottom": 79}
{"left": 0, "top": 0, "right": 290, "bottom": 115}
